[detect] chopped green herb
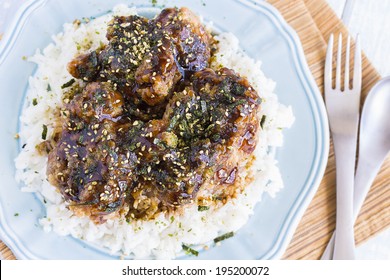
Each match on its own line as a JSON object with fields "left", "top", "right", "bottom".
{"left": 211, "top": 133, "right": 220, "bottom": 142}
{"left": 47, "top": 84, "right": 52, "bottom": 91}
{"left": 61, "top": 79, "right": 75, "bottom": 89}
{"left": 260, "top": 115, "right": 266, "bottom": 129}
{"left": 151, "top": 0, "right": 157, "bottom": 6}
{"left": 42, "top": 124, "right": 48, "bottom": 140}
{"left": 167, "top": 113, "right": 180, "bottom": 131}
{"left": 14, "top": 213, "right": 19, "bottom": 217}
{"left": 214, "top": 231, "right": 234, "bottom": 243}
{"left": 170, "top": 216, "right": 175, "bottom": 223}
{"left": 228, "top": 99, "right": 247, "bottom": 109}
{"left": 81, "top": 17, "right": 90, "bottom": 24}
{"left": 32, "top": 98, "right": 38, "bottom": 106}
{"left": 182, "top": 244, "right": 199, "bottom": 257}
{"left": 22, "top": 56, "right": 27, "bottom": 61}
{"left": 198, "top": 205, "right": 209, "bottom": 211}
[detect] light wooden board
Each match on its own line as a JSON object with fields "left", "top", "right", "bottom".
{"left": 1, "top": 0, "right": 388, "bottom": 260}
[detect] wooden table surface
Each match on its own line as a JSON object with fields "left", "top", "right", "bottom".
{"left": 1, "top": 0, "right": 389, "bottom": 260}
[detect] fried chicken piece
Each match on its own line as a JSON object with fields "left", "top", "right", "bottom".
{"left": 134, "top": 34, "right": 180, "bottom": 106}
{"left": 66, "top": 8, "right": 211, "bottom": 107}
{"left": 154, "top": 7, "right": 211, "bottom": 72}
{"left": 134, "top": 7, "right": 212, "bottom": 105}
{"left": 67, "top": 51, "right": 100, "bottom": 81}
{"left": 151, "top": 67, "right": 261, "bottom": 205}
{"left": 66, "top": 82, "right": 124, "bottom": 122}
{"left": 46, "top": 82, "right": 127, "bottom": 223}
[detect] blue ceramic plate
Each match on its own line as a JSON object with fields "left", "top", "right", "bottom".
{"left": 0, "top": 0, "right": 329, "bottom": 259}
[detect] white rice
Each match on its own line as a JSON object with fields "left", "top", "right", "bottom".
{"left": 15, "top": 5, "right": 294, "bottom": 259}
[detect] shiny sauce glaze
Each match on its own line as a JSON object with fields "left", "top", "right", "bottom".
{"left": 44, "top": 7, "right": 261, "bottom": 223}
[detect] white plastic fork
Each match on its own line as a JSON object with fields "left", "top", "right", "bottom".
{"left": 322, "top": 33, "right": 361, "bottom": 260}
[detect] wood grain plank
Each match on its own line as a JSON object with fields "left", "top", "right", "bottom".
{"left": 0, "top": 242, "right": 16, "bottom": 260}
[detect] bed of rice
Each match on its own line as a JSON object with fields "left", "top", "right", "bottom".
{"left": 14, "top": 5, "right": 294, "bottom": 259}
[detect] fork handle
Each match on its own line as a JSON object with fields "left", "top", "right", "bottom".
{"left": 321, "top": 151, "right": 386, "bottom": 259}
{"left": 332, "top": 134, "right": 356, "bottom": 260}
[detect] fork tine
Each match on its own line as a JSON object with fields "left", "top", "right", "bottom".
{"left": 325, "top": 34, "right": 334, "bottom": 91}
{"left": 335, "top": 33, "right": 342, "bottom": 90}
{"left": 353, "top": 34, "right": 362, "bottom": 91}
{"left": 344, "top": 36, "right": 351, "bottom": 91}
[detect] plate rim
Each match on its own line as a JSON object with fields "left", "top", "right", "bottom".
{"left": 240, "top": 0, "right": 330, "bottom": 259}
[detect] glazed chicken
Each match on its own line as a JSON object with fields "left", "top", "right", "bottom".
{"left": 68, "top": 7, "right": 211, "bottom": 109}
{"left": 46, "top": 8, "right": 261, "bottom": 223}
